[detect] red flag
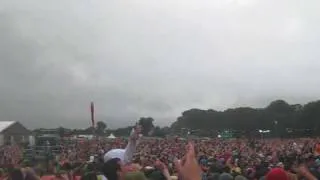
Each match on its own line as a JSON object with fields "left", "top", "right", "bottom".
{"left": 90, "top": 102, "right": 95, "bottom": 127}
{"left": 315, "top": 143, "right": 320, "bottom": 156}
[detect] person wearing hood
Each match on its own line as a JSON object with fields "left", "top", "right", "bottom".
{"left": 218, "top": 173, "right": 233, "bottom": 180}
{"left": 102, "top": 125, "right": 142, "bottom": 180}
{"left": 104, "top": 125, "right": 141, "bottom": 164}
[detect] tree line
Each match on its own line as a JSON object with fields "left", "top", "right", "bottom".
{"left": 33, "top": 99, "right": 320, "bottom": 138}
{"left": 171, "top": 99, "right": 320, "bottom": 137}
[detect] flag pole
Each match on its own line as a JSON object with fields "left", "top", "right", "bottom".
{"left": 91, "top": 102, "right": 95, "bottom": 136}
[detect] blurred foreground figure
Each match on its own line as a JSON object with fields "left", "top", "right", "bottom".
{"left": 104, "top": 125, "right": 141, "bottom": 164}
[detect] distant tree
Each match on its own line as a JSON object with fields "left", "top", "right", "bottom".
{"left": 114, "top": 126, "right": 133, "bottom": 136}
{"left": 96, "top": 121, "right": 107, "bottom": 135}
{"left": 170, "top": 99, "right": 320, "bottom": 138}
{"left": 58, "top": 126, "right": 65, "bottom": 137}
{"left": 299, "top": 100, "right": 320, "bottom": 134}
{"left": 151, "top": 126, "right": 166, "bottom": 137}
{"left": 138, "top": 117, "right": 155, "bottom": 136}
{"left": 31, "top": 99, "right": 320, "bottom": 138}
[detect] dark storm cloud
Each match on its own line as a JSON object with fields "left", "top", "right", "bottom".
{"left": 1, "top": 0, "right": 320, "bottom": 129}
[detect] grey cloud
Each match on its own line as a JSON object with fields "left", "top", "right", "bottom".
{"left": 1, "top": 0, "right": 320, "bottom": 129}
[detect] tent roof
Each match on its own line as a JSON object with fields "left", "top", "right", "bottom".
{"left": 107, "top": 133, "right": 116, "bottom": 138}
{"left": 0, "top": 121, "right": 16, "bottom": 133}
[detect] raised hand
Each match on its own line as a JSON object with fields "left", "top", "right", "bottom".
{"left": 155, "top": 159, "right": 171, "bottom": 180}
{"left": 174, "top": 142, "right": 201, "bottom": 180}
{"left": 129, "top": 124, "right": 142, "bottom": 142}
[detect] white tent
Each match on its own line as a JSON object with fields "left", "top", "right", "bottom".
{"left": 107, "top": 133, "right": 116, "bottom": 139}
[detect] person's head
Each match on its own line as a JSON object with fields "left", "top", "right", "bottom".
{"left": 146, "top": 170, "right": 165, "bottom": 180}
{"left": 235, "top": 175, "right": 247, "bottom": 180}
{"left": 104, "top": 149, "right": 126, "bottom": 163}
{"left": 221, "top": 166, "right": 230, "bottom": 173}
{"left": 207, "top": 173, "right": 220, "bottom": 180}
{"left": 86, "top": 163, "right": 96, "bottom": 172}
{"left": 0, "top": 168, "right": 4, "bottom": 177}
{"left": 218, "top": 173, "right": 233, "bottom": 180}
{"left": 62, "top": 162, "right": 72, "bottom": 171}
{"left": 33, "top": 167, "right": 44, "bottom": 177}
{"left": 209, "top": 164, "right": 223, "bottom": 174}
{"left": 102, "top": 158, "right": 122, "bottom": 180}
{"left": 124, "top": 172, "right": 147, "bottom": 180}
{"left": 276, "top": 162, "right": 284, "bottom": 169}
{"left": 81, "top": 172, "right": 98, "bottom": 180}
{"left": 265, "top": 168, "right": 289, "bottom": 180}
{"left": 8, "top": 169, "right": 24, "bottom": 180}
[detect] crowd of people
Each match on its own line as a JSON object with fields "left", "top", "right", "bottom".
{"left": 0, "top": 145, "right": 22, "bottom": 166}
{"left": 0, "top": 126, "right": 320, "bottom": 180}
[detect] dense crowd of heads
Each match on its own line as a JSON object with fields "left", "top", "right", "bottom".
{"left": 0, "top": 131, "right": 319, "bottom": 180}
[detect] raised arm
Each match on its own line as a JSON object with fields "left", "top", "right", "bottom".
{"left": 123, "top": 125, "right": 141, "bottom": 164}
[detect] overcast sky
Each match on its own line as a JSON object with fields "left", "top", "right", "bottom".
{"left": 1, "top": 0, "right": 320, "bottom": 129}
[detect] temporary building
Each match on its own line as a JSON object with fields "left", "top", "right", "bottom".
{"left": 0, "top": 121, "right": 30, "bottom": 146}
{"left": 107, "top": 133, "right": 116, "bottom": 139}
